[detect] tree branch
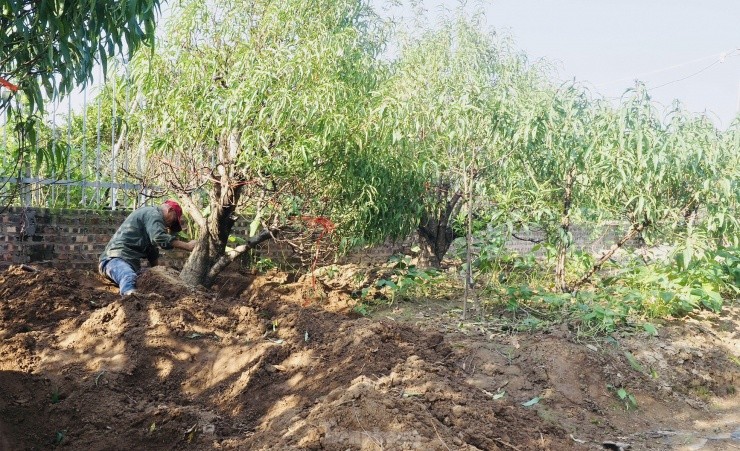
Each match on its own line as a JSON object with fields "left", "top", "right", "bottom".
{"left": 511, "top": 233, "right": 544, "bottom": 244}
{"left": 179, "top": 193, "right": 207, "bottom": 229}
{"left": 206, "top": 228, "right": 277, "bottom": 281}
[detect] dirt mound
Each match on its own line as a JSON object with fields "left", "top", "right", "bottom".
{"left": 0, "top": 266, "right": 582, "bottom": 450}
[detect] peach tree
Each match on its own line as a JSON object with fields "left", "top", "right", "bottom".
{"left": 124, "top": 0, "right": 425, "bottom": 287}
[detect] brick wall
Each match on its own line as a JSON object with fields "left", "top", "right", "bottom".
{"left": 0, "top": 207, "right": 636, "bottom": 270}
{"left": 0, "top": 207, "right": 408, "bottom": 270}
{"left": 0, "top": 207, "right": 131, "bottom": 269}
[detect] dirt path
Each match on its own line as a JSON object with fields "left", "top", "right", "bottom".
{"left": 0, "top": 265, "right": 737, "bottom": 450}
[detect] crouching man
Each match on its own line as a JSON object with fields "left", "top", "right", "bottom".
{"left": 99, "top": 200, "right": 196, "bottom": 296}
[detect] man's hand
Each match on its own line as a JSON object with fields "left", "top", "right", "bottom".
{"left": 172, "top": 239, "right": 197, "bottom": 252}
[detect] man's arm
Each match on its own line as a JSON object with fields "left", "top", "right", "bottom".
{"left": 146, "top": 245, "right": 160, "bottom": 267}
{"left": 148, "top": 240, "right": 193, "bottom": 267}
{"left": 172, "top": 239, "right": 197, "bottom": 252}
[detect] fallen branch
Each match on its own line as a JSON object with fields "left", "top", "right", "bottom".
{"left": 573, "top": 221, "right": 647, "bottom": 290}
{"left": 19, "top": 264, "right": 38, "bottom": 273}
{"left": 493, "top": 437, "right": 524, "bottom": 451}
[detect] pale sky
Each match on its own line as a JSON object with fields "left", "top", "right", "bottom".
{"left": 377, "top": 0, "right": 740, "bottom": 128}
{"left": 49, "top": 0, "right": 740, "bottom": 130}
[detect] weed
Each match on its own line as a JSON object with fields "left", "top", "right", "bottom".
{"left": 729, "top": 354, "right": 740, "bottom": 367}
{"left": 607, "top": 385, "right": 637, "bottom": 410}
{"left": 50, "top": 387, "right": 61, "bottom": 404}
{"left": 321, "top": 265, "right": 339, "bottom": 280}
{"left": 352, "top": 270, "right": 367, "bottom": 285}
{"left": 470, "top": 243, "right": 738, "bottom": 337}
{"left": 353, "top": 303, "right": 370, "bottom": 316}
{"left": 692, "top": 386, "right": 712, "bottom": 400}
{"left": 51, "top": 430, "right": 66, "bottom": 446}
{"left": 375, "top": 254, "right": 443, "bottom": 303}
{"left": 517, "top": 316, "right": 544, "bottom": 331}
{"left": 94, "top": 371, "right": 106, "bottom": 387}
{"left": 254, "top": 258, "right": 276, "bottom": 273}
{"left": 603, "top": 246, "right": 739, "bottom": 317}
{"left": 623, "top": 351, "right": 646, "bottom": 374}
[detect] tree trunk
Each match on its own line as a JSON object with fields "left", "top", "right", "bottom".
{"left": 178, "top": 132, "right": 245, "bottom": 288}
{"left": 179, "top": 231, "right": 225, "bottom": 288}
{"left": 555, "top": 169, "right": 574, "bottom": 293}
{"left": 417, "top": 189, "right": 463, "bottom": 269}
{"left": 180, "top": 187, "right": 240, "bottom": 287}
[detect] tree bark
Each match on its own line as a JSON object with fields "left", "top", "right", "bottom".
{"left": 178, "top": 132, "right": 252, "bottom": 288}
{"left": 417, "top": 188, "right": 463, "bottom": 269}
{"left": 179, "top": 182, "right": 241, "bottom": 288}
{"left": 179, "top": 232, "right": 224, "bottom": 288}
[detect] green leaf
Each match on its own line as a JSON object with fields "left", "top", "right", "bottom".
{"left": 642, "top": 323, "right": 658, "bottom": 336}
{"left": 377, "top": 279, "right": 398, "bottom": 290}
{"left": 249, "top": 215, "right": 261, "bottom": 237}
{"left": 521, "top": 397, "right": 540, "bottom": 407}
{"left": 624, "top": 351, "right": 646, "bottom": 374}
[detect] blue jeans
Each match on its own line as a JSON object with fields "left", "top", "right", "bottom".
{"left": 99, "top": 258, "right": 137, "bottom": 296}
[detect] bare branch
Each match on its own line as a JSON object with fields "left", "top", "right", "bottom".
{"left": 179, "top": 193, "right": 207, "bottom": 229}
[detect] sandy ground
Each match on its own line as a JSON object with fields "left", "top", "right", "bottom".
{"left": 0, "top": 265, "right": 737, "bottom": 450}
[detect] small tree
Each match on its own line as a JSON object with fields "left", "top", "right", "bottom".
{"left": 581, "top": 91, "right": 739, "bottom": 279}
{"left": 497, "top": 82, "right": 603, "bottom": 292}
{"left": 383, "top": 18, "right": 539, "bottom": 268}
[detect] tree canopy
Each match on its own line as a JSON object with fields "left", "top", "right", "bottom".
{"left": 0, "top": 0, "right": 160, "bottom": 114}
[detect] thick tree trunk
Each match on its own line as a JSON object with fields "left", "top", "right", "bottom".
{"left": 179, "top": 232, "right": 224, "bottom": 288}
{"left": 178, "top": 132, "right": 245, "bottom": 288}
{"left": 180, "top": 190, "right": 238, "bottom": 288}
{"left": 417, "top": 189, "right": 463, "bottom": 269}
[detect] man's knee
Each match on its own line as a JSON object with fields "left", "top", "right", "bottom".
{"left": 104, "top": 258, "right": 136, "bottom": 285}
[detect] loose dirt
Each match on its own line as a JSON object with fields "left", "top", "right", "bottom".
{"left": 0, "top": 265, "right": 737, "bottom": 450}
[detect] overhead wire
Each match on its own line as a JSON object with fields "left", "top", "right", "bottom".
{"left": 595, "top": 47, "right": 740, "bottom": 92}
{"left": 649, "top": 49, "right": 739, "bottom": 91}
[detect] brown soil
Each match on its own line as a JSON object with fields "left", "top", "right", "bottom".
{"left": 0, "top": 265, "right": 737, "bottom": 450}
